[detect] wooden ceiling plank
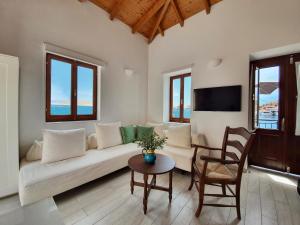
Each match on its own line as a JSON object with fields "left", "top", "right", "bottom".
{"left": 78, "top": 0, "right": 88, "bottom": 2}
{"left": 171, "top": 0, "right": 184, "bottom": 27}
{"left": 132, "top": 0, "right": 166, "bottom": 34}
{"left": 110, "top": 0, "right": 125, "bottom": 20}
{"left": 149, "top": 0, "right": 171, "bottom": 43}
{"left": 158, "top": 25, "right": 164, "bottom": 36}
{"left": 202, "top": 0, "right": 211, "bottom": 14}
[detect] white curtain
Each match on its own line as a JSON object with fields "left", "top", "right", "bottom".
{"left": 296, "top": 62, "right": 300, "bottom": 135}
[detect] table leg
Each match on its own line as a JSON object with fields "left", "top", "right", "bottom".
{"left": 153, "top": 174, "right": 156, "bottom": 186}
{"left": 143, "top": 174, "right": 148, "bottom": 214}
{"left": 130, "top": 170, "right": 134, "bottom": 194}
{"left": 169, "top": 171, "right": 173, "bottom": 203}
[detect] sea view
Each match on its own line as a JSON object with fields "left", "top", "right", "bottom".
{"left": 51, "top": 105, "right": 93, "bottom": 115}
{"left": 172, "top": 108, "right": 191, "bottom": 118}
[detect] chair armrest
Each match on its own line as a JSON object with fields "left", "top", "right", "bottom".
{"left": 191, "top": 144, "right": 222, "bottom": 151}
{"left": 200, "top": 155, "right": 239, "bottom": 164}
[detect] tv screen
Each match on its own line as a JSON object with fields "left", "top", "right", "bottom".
{"left": 194, "top": 85, "right": 241, "bottom": 111}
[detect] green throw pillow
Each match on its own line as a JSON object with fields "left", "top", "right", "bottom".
{"left": 120, "top": 126, "right": 136, "bottom": 144}
{"left": 136, "top": 126, "right": 154, "bottom": 140}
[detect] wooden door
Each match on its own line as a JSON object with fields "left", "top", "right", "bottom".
{"left": 286, "top": 53, "right": 300, "bottom": 174}
{"left": 249, "top": 53, "right": 300, "bottom": 174}
{"left": 249, "top": 56, "right": 286, "bottom": 171}
{"left": 0, "top": 54, "right": 19, "bottom": 197}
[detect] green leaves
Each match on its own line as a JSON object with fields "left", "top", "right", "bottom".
{"left": 136, "top": 133, "right": 167, "bottom": 151}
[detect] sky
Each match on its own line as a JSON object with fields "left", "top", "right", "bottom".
{"left": 51, "top": 59, "right": 93, "bottom": 106}
{"left": 256, "top": 66, "right": 280, "bottom": 105}
{"left": 173, "top": 76, "right": 191, "bottom": 108}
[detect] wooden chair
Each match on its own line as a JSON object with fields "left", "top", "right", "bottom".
{"left": 188, "top": 127, "right": 255, "bottom": 219}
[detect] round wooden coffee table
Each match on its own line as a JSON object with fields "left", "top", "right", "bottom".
{"left": 128, "top": 154, "right": 175, "bottom": 214}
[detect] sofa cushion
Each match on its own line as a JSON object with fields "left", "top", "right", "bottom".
{"left": 19, "top": 143, "right": 140, "bottom": 206}
{"left": 42, "top": 129, "right": 86, "bottom": 164}
{"left": 26, "top": 140, "right": 43, "bottom": 161}
{"left": 87, "top": 133, "right": 98, "bottom": 149}
{"left": 136, "top": 126, "right": 154, "bottom": 140}
{"left": 95, "top": 122, "right": 123, "bottom": 149}
{"left": 120, "top": 125, "right": 136, "bottom": 144}
{"left": 145, "top": 122, "right": 167, "bottom": 138}
{"left": 166, "top": 124, "right": 191, "bottom": 149}
{"left": 156, "top": 145, "right": 194, "bottom": 172}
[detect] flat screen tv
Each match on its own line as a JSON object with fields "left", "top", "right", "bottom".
{"left": 194, "top": 85, "right": 241, "bottom": 111}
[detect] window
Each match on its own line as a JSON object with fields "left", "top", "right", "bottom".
{"left": 46, "top": 53, "right": 97, "bottom": 122}
{"left": 169, "top": 73, "right": 191, "bottom": 123}
{"left": 252, "top": 65, "right": 280, "bottom": 130}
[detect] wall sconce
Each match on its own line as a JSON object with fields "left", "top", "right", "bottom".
{"left": 208, "top": 58, "right": 223, "bottom": 68}
{"left": 124, "top": 68, "right": 134, "bottom": 77}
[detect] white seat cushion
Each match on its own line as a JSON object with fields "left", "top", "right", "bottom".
{"left": 156, "top": 145, "right": 207, "bottom": 172}
{"left": 19, "top": 143, "right": 140, "bottom": 206}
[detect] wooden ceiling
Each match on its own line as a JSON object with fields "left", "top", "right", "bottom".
{"left": 79, "top": 0, "right": 222, "bottom": 43}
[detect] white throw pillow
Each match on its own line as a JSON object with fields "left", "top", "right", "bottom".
{"left": 42, "top": 129, "right": 86, "bottom": 164}
{"left": 146, "top": 122, "right": 167, "bottom": 138}
{"left": 95, "top": 122, "right": 123, "bottom": 149}
{"left": 87, "top": 133, "right": 98, "bottom": 149}
{"left": 26, "top": 140, "right": 43, "bottom": 161}
{"left": 166, "top": 124, "right": 191, "bottom": 149}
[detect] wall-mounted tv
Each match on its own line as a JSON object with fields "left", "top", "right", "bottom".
{"left": 194, "top": 85, "right": 241, "bottom": 111}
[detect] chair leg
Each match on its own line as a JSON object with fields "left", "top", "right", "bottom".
{"left": 195, "top": 181, "right": 205, "bottom": 217}
{"left": 236, "top": 184, "right": 241, "bottom": 220}
{"left": 188, "top": 165, "right": 195, "bottom": 191}
{"left": 222, "top": 184, "right": 226, "bottom": 195}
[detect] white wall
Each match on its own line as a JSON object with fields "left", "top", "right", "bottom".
{"left": 148, "top": 0, "right": 300, "bottom": 147}
{"left": 0, "top": 0, "right": 148, "bottom": 156}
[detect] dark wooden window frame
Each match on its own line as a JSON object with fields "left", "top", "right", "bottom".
{"left": 169, "top": 73, "right": 191, "bottom": 123}
{"left": 250, "top": 57, "right": 285, "bottom": 131}
{"left": 46, "top": 53, "right": 97, "bottom": 122}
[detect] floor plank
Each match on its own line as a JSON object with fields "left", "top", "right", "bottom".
{"left": 53, "top": 167, "right": 298, "bottom": 225}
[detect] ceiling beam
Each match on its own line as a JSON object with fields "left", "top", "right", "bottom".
{"left": 149, "top": 0, "right": 171, "bottom": 43}
{"left": 171, "top": 0, "right": 184, "bottom": 27}
{"left": 158, "top": 25, "right": 164, "bottom": 36}
{"left": 132, "top": 0, "right": 166, "bottom": 34}
{"left": 202, "top": 0, "right": 211, "bottom": 14}
{"left": 110, "top": 0, "right": 125, "bottom": 20}
{"left": 78, "top": 0, "right": 88, "bottom": 2}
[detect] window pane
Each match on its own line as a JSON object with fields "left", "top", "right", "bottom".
{"left": 184, "top": 76, "right": 191, "bottom": 119}
{"left": 50, "top": 59, "right": 72, "bottom": 115}
{"left": 172, "top": 78, "right": 181, "bottom": 118}
{"left": 77, "top": 66, "right": 94, "bottom": 115}
{"left": 254, "top": 66, "right": 280, "bottom": 130}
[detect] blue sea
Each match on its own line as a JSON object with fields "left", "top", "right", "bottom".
{"left": 172, "top": 108, "right": 191, "bottom": 118}
{"left": 51, "top": 105, "right": 93, "bottom": 115}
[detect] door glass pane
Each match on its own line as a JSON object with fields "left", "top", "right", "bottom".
{"left": 184, "top": 76, "right": 191, "bottom": 119}
{"left": 172, "top": 78, "right": 181, "bottom": 118}
{"left": 254, "top": 66, "right": 280, "bottom": 130}
{"left": 77, "top": 66, "right": 94, "bottom": 115}
{"left": 50, "top": 59, "right": 72, "bottom": 115}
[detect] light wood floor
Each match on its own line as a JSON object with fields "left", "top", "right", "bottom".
{"left": 54, "top": 167, "right": 300, "bottom": 225}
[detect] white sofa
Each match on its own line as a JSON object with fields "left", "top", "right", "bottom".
{"left": 19, "top": 131, "right": 207, "bottom": 206}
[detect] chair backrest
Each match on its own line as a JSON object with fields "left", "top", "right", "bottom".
{"left": 221, "top": 127, "right": 255, "bottom": 179}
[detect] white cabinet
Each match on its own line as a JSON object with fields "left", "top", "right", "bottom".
{"left": 0, "top": 54, "right": 19, "bottom": 197}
